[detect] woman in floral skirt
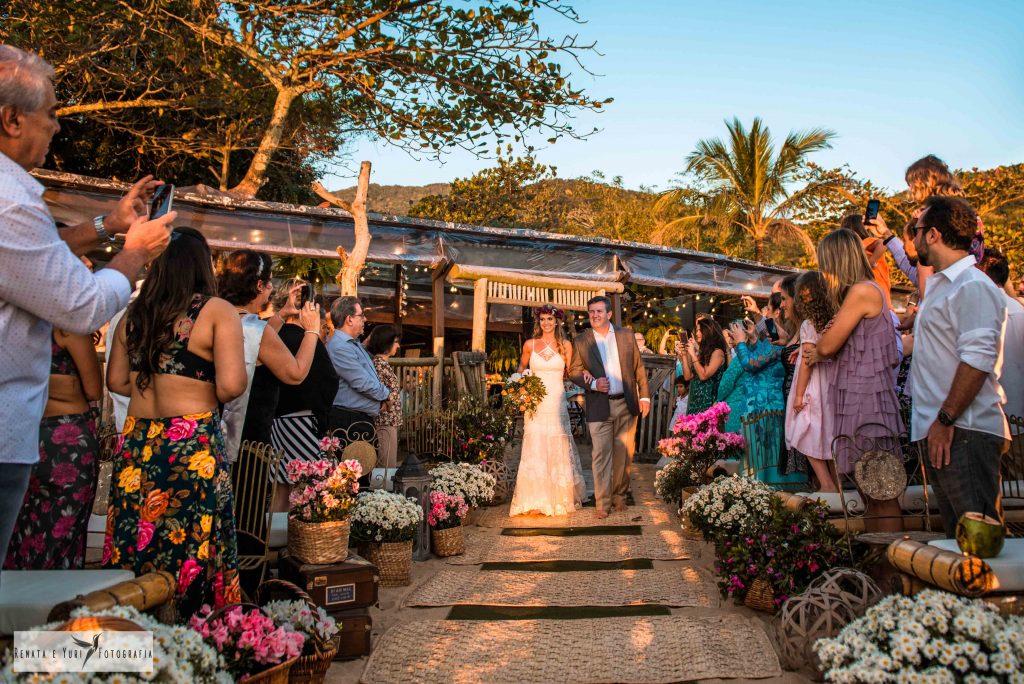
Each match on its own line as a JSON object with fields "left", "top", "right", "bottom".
{"left": 4, "top": 329, "right": 102, "bottom": 569}
{"left": 105, "top": 227, "right": 248, "bottom": 617}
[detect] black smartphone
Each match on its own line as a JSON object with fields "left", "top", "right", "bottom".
{"left": 865, "top": 198, "right": 880, "bottom": 222}
{"left": 299, "top": 284, "right": 313, "bottom": 307}
{"left": 765, "top": 318, "right": 780, "bottom": 342}
{"left": 150, "top": 183, "right": 175, "bottom": 219}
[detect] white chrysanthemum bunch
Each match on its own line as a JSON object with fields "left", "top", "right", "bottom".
{"left": 0, "top": 605, "right": 230, "bottom": 683}
{"left": 679, "top": 475, "right": 774, "bottom": 540}
{"left": 430, "top": 462, "right": 496, "bottom": 507}
{"left": 350, "top": 490, "right": 423, "bottom": 543}
{"left": 815, "top": 590, "right": 1024, "bottom": 683}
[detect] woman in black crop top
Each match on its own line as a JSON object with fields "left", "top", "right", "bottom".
{"left": 105, "top": 227, "right": 247, "bottom": 618}
{"left": 4, "top": 329, "right": 102, "bottom": 570}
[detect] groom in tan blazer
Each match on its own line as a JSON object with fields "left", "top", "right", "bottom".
{"left": 568, "top": 296, "right": 650, "bottom": 519}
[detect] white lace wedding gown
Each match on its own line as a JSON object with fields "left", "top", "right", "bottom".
{"left": 509, "top": 344, "right": 587, "bottom": 516}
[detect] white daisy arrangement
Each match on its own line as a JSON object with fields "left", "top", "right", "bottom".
{"left": 0, "top": 605, "right": 230, "bottom": 683}
{"left": 430, "top": 462, "right": 496, "bottom": 507}
{"left": 349, "top": 490, "right": 423, "bottom": 543}
{"left": 815, "top": 589, "right": 1024, "bottom": 683}
{"left": 679, "top": 475, "right": 774, "bottom": 541}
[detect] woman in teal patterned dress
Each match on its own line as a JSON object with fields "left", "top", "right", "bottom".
{"left": 679, "top": 317, "right": 728, "bottom": 415}
{"left": 727, "top": 319, "right": 804, "bottom": 486}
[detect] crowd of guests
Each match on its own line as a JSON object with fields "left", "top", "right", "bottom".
{"left": 665, "top": 154, "right": 1019, "bottom": 535}
{"left": 0, "top": 45, "right": 411, "bottom": 616}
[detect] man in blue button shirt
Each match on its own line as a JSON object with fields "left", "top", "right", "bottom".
{"left": 326, "top": 296, "right": 390, "bottom": 449}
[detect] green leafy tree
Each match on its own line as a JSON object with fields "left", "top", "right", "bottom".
{"left": 682, "top": 117, "right": 840, "bottom": 263}
{"left": 166, "top": 1, "right": 610, "bottom": 197}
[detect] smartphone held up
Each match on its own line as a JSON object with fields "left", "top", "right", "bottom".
{"left": 150, "top": 184, "right": 175, "bottom": 220}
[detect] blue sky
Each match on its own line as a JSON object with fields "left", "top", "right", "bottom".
{"left": 325, "top": 0, "right": 1024, "bottom": 194}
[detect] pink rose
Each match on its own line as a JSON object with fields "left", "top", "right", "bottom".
{"left": 178, "top": 558, "right": 202, "bottom": 593}
{"left": 51, "top": 461, "right": 79, "bottom": 487}
{"left": 52, "top": 514, "right": 77, "bottom": 539}
{"left": 165, "top": 418, "right": 198, "bottom": 442}
{"left": 137, "top": 520, "right": 155, "bottom": 550}
{"left": 51, "top": 423, "right": 82, "bottom": 446}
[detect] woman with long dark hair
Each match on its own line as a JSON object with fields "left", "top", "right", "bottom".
{"left": 809, "top": 229, "right": 904, "bottom": 532}
{"left": 4, "top": 325, "right": 102, "bottom": 570}
{"left": 105, "top": 227, "right": 247, "bottom": 615}
{"left": 509, "top": 304, "right": 586, "bottom": 516}
{"left": 216, "top": 251, "right": 321, "bottom": 463}
{"left": 680, "top": 316, "right": 728, "bottom": 414}
{"left": 365, "top": 325, "right": 403, "bottom": 475}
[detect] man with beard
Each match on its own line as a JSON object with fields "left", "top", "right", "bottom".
{"left": 909, "top": 195, "right": 1010, "bottom": 535}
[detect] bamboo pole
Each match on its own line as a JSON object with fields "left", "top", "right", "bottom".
{"left": 887, "top": 539, "right": 994, "bottom": 597}
{"left": 431, "top": 267, "right": 446, "bottom": 405}
{"left": 472, "top": 278, "right": 488, "bottom": 352}
{"left": 448, "top": 264, "right": 624, "bottom": 293}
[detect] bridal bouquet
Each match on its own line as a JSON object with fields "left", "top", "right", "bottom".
{"left": 815, "top": 590, "right": 1024, "bottom": 682}
{"left": 502, "top": 371, "right": 547, "bottom": 417}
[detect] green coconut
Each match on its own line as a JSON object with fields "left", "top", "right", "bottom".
{"left": 955, "top": 512, "right": 1005, "bottom": 558}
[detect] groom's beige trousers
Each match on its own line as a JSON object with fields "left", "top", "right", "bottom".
{"left": 587, "top": 397, "right": 638, "bottom": 512}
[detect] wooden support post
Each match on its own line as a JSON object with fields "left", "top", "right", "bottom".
{"left": 431, "top": 268, "right": 445, "bottom": 406}
{"left": 393, "top": 264, "right": 404, "bottom": 333}
{"left": 472, "top": 278, "right": 488, "bottom": 352}
{"left": 611, "top": 292, "right": 623, "bottom": 327}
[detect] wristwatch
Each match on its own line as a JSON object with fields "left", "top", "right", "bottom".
{"left": 937, "top": 409, "right": 956, "bottom": 427}
{"left": 882, "top": 233, "right": 897, "bottom": 246}
{"left": 93, "top": 215, "right": 116, "bottom": 244}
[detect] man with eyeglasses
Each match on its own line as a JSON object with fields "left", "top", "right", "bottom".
{"left": 909, "top": 195, "right": 1009, "bottom": 536}
{"left": 326, "top": 296, "right": 390, "bottom": 455}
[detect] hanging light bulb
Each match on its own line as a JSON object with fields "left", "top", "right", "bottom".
{"left": 450, "top": 285, "right": 457, "bottom": 293}
{"left": 695, "top": 295, "right": 701, "bottom": 301}
{"left": 359, "top": 276, "right": 365, "bottom": 282}
{"left": 646, "top": 302, "right": 651, "bottom": 308}
{"left": 674, "top": 306, "right": 680, "bottom": 312}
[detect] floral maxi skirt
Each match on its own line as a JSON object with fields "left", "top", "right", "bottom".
{"left": 3, "top": 411, "right": 98, "bottom": 569}
{"left": 103, "top": 411, "right": 241, "bottom": 617}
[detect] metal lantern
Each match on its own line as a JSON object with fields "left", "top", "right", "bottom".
{"left": 393, "top": 452, "right": 432, "bottom": 561}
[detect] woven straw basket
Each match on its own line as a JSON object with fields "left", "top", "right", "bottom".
{"left": 365, "top": 540, "right": 413, "bottom": 586}
{"left": 288, "top": 517, "right": 350, "bottom": 565}
{"left": 255, "top": 579, "right": 339, "bottom": 684}
{"left": 744, "top": 577, "right": 776, "bottom": 612}
{"left": 244, "top": 656, "right": 299, "bottom": 684}
{"left": 431, "top": 525, "right": 465, "bottom": 557}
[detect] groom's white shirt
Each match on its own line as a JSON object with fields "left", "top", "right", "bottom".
{"left": 591, "top": 324, "right": 624, "bottom": 395}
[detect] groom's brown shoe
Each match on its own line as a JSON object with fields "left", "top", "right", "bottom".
{"left": 594, "top": 509, "right": 610, "bottom": 520}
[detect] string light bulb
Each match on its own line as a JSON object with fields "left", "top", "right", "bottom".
{"left": 450, "top": 285, "right": 458, "bottom": 293}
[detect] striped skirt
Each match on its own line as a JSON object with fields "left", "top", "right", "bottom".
{"left": 270, "top": 412, "right": 323, "bottom": 483}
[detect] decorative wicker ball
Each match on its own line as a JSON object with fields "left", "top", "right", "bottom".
{"left": 807, "top": 567, "right": 883, "bottom": 616}
{"left": 478, "top": 458, "right": 513, "bottom": 505}
{"left": 777, "top": 589, "right": 858, "bottom": 673}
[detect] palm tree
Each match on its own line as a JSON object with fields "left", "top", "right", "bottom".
{"left": 682, "top": 117, "right": 838, "bottom": 263}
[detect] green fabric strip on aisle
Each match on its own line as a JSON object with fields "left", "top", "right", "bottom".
{"left": 445, "top": 605, "right": 672, "bottom": 621}
{"left": 501, "top": 525, "right": 644, "bottom": 537}
{"left": 480, "top": 560, "right": 654, "bottom": 572}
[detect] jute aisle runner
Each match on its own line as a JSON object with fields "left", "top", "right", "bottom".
{"left": 448, "top": 527, "right": 697, "bottom": 565}
{"left": 362, "top": 614, "right": 782, "bottom": 683}
{"left": 475, "top": 502, "right": 671, "bottom": 529}
{"left": 405, "top": 566, "right": 719, "bottom": 608}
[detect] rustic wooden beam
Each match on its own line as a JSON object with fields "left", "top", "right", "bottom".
{"left": 431, "top": 266, "right": 446, "bottom": 405}
{"left": 448, "top": 264, "right": 624, "bottom": 293}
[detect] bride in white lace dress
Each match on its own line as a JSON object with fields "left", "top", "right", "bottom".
{"left": 509, "top": 305, "right": 586, "bottom": 516}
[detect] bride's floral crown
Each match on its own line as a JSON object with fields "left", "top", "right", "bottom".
{"left": 535, "top": 304, "right": 565, "bottom": 320}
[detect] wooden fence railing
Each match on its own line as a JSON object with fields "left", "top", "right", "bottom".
{"left": 635, "top": 355, "right": 678, "bottom": 459}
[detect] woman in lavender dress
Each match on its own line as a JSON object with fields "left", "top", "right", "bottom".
{"left": 808, "top": 229, "right": 904, "bottom": 532}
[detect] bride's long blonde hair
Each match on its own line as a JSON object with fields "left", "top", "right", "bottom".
{"left": 532, "top": 304, "right": 570, "bottom": 368}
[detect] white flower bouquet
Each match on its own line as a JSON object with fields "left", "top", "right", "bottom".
{"left": 349, "top": 490, "right": 423, "bottom": 543}
{"left": 815, "top": 589, "right": 1024, "bottom": 683}
{"left": 430, "top": 462, "right": 496, "bottom": 507}
{"left": 262, "top": 599, "right": 339, "bottom": 655}
{"left": 679, "top": 475, "right": 774, "bottom": 541}
{"left": 0, "top": 605, "right": 231, "bottom": 683}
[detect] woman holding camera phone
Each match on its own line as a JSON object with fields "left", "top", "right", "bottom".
{"left": 677, "top": 317, "right": 728, "bottom": 415}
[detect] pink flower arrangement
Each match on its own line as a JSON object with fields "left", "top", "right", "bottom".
{"left": 287, "top": 458, "right": 362, "bottom": 523}
{"left": 190, "top": 604, "right": 304, "bottom": 679}
{"left": 427, "top": 491, "right": 469, "bottom": 530}
{"left": 657, "top": 402, "right": 745, "bottom": 488}
{"left": 317, "top": 436, "right": 342, "bottom": 455}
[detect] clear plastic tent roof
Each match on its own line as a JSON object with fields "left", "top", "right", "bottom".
{"left": 37, "top": 171, "right": 797, "bottom": 296}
